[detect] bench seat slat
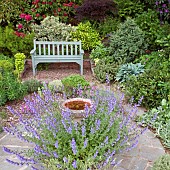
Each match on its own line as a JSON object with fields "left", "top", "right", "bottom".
{"left": 35, "top": 56, "right": 82, "bottom": 59}
{"left": 35, "top": 41, "right": 81, "bottom": 45}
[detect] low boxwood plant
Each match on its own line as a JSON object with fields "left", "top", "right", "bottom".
{"left": 3, "top": 84, "right": 149, "bottom": 169}
{"left": 61, "top": 74, "right": 90, "bottom": 97}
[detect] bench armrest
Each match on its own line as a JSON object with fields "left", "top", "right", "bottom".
{"left": 81, "top": 49, "right": 84, "bottom": 55}
{"left": 30, "top": 49, "right": 36, "bottom": 55}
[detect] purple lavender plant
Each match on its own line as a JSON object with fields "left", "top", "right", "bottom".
{"left": 2, "top": 83, "right": 153, "bottom": 169}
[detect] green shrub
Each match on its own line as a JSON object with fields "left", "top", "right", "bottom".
{"left": 124, "top": 56, "right": 170, "bottom": 108}
{"left": 93, "top": 17, "right": 121, "bottom": 38}
{"left": 0, "top": 26, "right": 34, "bottom": 57}
{"left": 62, "top": 74, "right": 89, "bottom": 89}
{"left": 22, "top": 79, "right": 43, "bottom": 93}
{"left": 156, "top": 34, "right": 170, "bottom": 57}
{"left": 31, "top": 16, "right": 75, "bottom": 41}
{"left": 61, "top": 74, "right": 90, "bottom": 96}
{"left": 94, "top": 57, "right": 120, "bottom": 83}
{"left": 116, "top": 63, "right": 144, "bottom": 82}
{"left": 89, "top": 43, "right": 109, "bottom": 61}
{"left": 0, "top": 72, "right": 28, "bottom": 106}
{"left": 114, "top": 0, "right": 144, "bottom": 19}
{"left": 135, "top": 51, "right": 169, "bottom": 71}
{"left": 71, "top": 21, "right": 101, "bottom": 51}
{"left": 108, "top": 18, "right": 148, "bottom": 64}
{"left": 0, "top": 81, "right": 7, "bottom": 106}
{"left": 0, "top": 0, "right": 21, "bottom": 27}
{"left": 152, "top": 154, "right": 170, "bottom": 170}
{"left": 0, "top": 54, "right": 14, "bottom": 63}
{"left": 0, "top": 60, "right": 14, "bottom": 72}
{"left": 134, "top": 9, "right": 163, "bottom": 50}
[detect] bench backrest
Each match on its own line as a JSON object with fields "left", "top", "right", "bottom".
{"left": 34, "top": 40, "right": 82, "bottom": 56}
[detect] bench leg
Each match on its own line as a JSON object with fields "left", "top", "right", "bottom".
{"left": 33, "top": 66, "right": 36, "bottom": 76}
{"left": 32, "top": 57, "right": 36, "bottom": 76}
{"left": 80, "top": 62, "right": 83, "bottom": 75}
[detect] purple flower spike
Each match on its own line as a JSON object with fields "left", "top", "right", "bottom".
{"left": 53, "top": 152, "right": 58, "bottom": 158}
{"left": 3, "top": 147, "right": 16, "bottom": 154}
{"left": 71, "top": 138, "right": 77, "bottom": 155}
{"left": 82, "top": 125, "right": 86, "bottom": 136}
{"left": 95, "top": 119, "right": 101, "bottom": 131}
{"left": 6, "top": 159, "right": 20, "bottom": 166}
{"left": 104, "top": 136, "right": 109, "bottom": 144}
{"left": 93, "top": 150, "right": 98, "bottom": 158}
{"left": 90, "top": 127, "right": 95, "bottom": 134}
{"left": 31, "top": 166, "right": 39, "bottom": 170}
{"left": 55, "top": 140, "right": 58, "bottom": 148}
{"left": 84, "top": 138, "right": 88, "bottom": 148}
{"left": 72, "top": 160, "right": 77, "bottom": 168}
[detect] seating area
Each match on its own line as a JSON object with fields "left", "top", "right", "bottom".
{"left": 30, "top": 40, "right": 84, "bottom": 76}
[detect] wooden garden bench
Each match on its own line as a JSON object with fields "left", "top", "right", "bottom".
{"left": 30, "top": 40, "right": 84, "bottom": 76}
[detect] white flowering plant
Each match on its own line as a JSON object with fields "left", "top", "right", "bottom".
{"left": 31, "top": 16, "right": 76, "bottom": 41}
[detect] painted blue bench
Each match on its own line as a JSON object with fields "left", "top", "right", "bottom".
{"left": 30, "top": 40, "right": 84, "bottom": 76}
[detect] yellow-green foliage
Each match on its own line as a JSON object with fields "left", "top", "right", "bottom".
{"left": 71, "top": 21, "right": 101, "bottom": 51}
{"left": 152, "top": 154, "right": 170, "bottom": 170}
{"left": 14, "top": 53, "right": 26, "bottom": 77}
{"left": 0, "top": 60, "right": 14, "bottom": 72}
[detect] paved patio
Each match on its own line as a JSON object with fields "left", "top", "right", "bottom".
{"left": 0, "top": 104, "right": 165, "bottom": 170}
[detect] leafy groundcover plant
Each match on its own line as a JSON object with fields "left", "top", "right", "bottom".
{"left": 3, "top": 84, "right": 148, "bottom": 170}
{"left": 136, "top": 99, "right": 170, "bottom": 148}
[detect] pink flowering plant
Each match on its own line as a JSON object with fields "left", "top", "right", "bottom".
{"left": 15, "top": 0, "right": 81, "bottom": 34}
{"left": 3, "top": 83, "right": 148, "bottom": 170}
